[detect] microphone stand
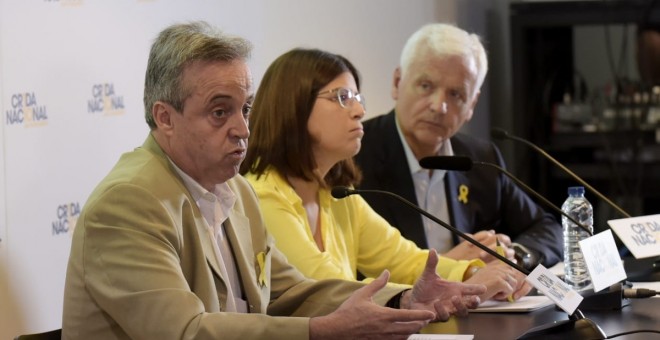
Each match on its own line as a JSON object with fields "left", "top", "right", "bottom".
{"left": 333, "top": 187, "right": 606, "bottom": 340}
{"left": 471, "top": 161, "right": 593, "bottom": 236}
{"left": 348, "top": 188, "right": 528, "bottom": 274}
{"left": 491, "top": 127, "right": 631, "bottom": 218}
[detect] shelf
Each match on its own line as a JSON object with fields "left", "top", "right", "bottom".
{"left": 548, "top": 129, "right": 660, "bottom": 149}
{"left": 511, "top": 0, "right": 660, "bottom": 27}
{"left": 509, "top": 0, "right": 660, "bottom": 217}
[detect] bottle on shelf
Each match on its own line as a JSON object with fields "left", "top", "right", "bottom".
{"left": 562, "top": 186, "right": 594, "bottom": 292}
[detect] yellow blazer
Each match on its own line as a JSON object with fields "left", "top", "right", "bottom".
{"left": 62, "top": 134, "right": 401, "bottom": 340}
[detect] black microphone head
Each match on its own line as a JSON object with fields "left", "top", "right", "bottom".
{"left": 419, "top": 156, "right": 473, "bottom": 171}
{"left": 331, "top": 186, "right": 353, "bottom": 199}
{"left": 491, "top": 127, "right": 510, "bottom": 140}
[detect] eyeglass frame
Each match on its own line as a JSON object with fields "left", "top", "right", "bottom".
{"left": 316, "top": 87, "right": 365, "bottom": 109}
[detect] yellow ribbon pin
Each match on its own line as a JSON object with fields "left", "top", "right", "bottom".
{"left": 458, "top": 184, "right": 469, "bottom": 204}
{"left": 257, "top": 251, "right": 268, "bottom": 288}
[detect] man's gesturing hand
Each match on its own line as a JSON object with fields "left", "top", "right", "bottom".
{"left": 310, "top": 271, "right": 435, "bottom": 340}
{"left": 403, "top": 250, "right": 486, "bottom": 321}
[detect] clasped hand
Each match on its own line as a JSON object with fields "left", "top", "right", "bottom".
{"left": 441, "top": 230, "right": 532, "bottom": 302}
{"left": 445, "top": 230, "right": 516, "bottom": 263}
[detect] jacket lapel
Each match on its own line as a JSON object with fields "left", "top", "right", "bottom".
{"left": 223, "top": 210, "right": 263, "bottom": 313}
{"left": 193, "top": 215, "right": 226, "bottom": 282}
{"left": 376, "top": 112, "right": 428, "bottom": 247}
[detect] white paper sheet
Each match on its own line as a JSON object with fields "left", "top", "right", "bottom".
{"left": 470, "top": 295, "right": 554, "bottom": 313}
{"left": 408, "top": 334, "right": 473, "bottom": 340}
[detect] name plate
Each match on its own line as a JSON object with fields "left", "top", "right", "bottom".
{"left": 526, "top": 265, "right": 583, "bottom": 315}
{"left": 578, "top": 230, "right": 626, "bottom": 292}
{"left": 608, "top": 214, "right": 660, "bottom": 259}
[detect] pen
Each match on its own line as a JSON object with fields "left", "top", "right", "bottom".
{"left": 496, "top": 238, "right": 515, "bottom": 302}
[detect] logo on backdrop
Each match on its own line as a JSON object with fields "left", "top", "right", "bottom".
{"left": 5, "top": 92, "right": 49, "bottom": 127}
{"left": 52, "top": 202, "right": 81, "bottom": 235}
{"left": 43, "top": 0, "right": 84, "bottom": 7}
{"left": 87, "top": 82, "right": 126, "bottom": 116}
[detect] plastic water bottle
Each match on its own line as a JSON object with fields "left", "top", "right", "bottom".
{"left": 562, "top": 186, "right": 594, "bottom": 291}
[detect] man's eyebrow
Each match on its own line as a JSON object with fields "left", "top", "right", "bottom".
{"left": 208, "top": 94, "right": 254, "bottom": 104}
{"left": 209, "top": 94, "right": 232, "bottom": 103}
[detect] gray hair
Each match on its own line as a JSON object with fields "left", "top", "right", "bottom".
{"left": 399, "top": 23, "right": 488, "bottom": 96}
{"left": 143, "top": 21, "right": 252, "bottom": 129}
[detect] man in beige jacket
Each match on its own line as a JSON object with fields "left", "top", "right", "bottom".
{"left": 62, "top": 21, "right": 485, "bottom": 340}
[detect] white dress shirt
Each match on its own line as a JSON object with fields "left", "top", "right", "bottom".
{"left": 395, "top": 119, "right": 455, "bottom": 253}
{"left": 171, "top": 160, "right": 248, "bottom": 313}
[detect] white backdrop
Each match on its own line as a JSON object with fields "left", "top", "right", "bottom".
{"left": 0, "top": 0, "right": 474, "bottom": 337}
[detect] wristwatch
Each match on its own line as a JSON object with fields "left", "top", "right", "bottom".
{"left": 512, "top": 243, "right": 541, "bottom": 270}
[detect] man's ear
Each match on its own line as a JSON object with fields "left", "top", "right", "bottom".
{"left": 391, "top": 67, "right": 402, "bottom": 101}
{"left": 152, "top": 101, "right": 174, "bottom": 135}
{"left": 465, "top": 91, "right": 481, "bottom": 122}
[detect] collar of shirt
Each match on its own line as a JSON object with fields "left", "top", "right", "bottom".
{"left": 264, "top": 168, "right": 335, "bottom": 213}
{"left": 168, "top": 159, "right": 236, "bottom": 231}
{"left": 394, "top": 115, "right": 454, "bottom": 178}
{"left": 268, "top": 170, "right": 303, "bottom": 205}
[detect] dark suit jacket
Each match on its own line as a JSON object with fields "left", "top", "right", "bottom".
{"left": 355, "top": 111, "right": 562, "bottom": 266}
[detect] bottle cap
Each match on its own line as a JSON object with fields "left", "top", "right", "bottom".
{"left": 568, "top": 186, "right": 585, "bottom": 196}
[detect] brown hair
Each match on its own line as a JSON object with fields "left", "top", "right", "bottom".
{"left": 240, "top": 48, "right": 362, "bottom": 187}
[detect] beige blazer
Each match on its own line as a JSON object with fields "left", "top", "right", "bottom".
{"left": 62, "top": 134, "right": 400, "bottom": 340}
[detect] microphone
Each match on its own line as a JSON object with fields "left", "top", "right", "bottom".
{"left": 622, "top": 288, "right": 658, "bottom": 298}
{"left": 418, "top": 155, "right": 474, "bottom": 171}
{"left": 419, "top": 156, "right": 593, "bottom": 236}
{"left": 331, "top": 186, "right": 606, "bottom": 340}
{"left": 491, "top": 127, "right": 631, "bottom": 218}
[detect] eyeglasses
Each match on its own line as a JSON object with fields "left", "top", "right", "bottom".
{"left": 317, "top": 87, "right": 365, "bottom": 109}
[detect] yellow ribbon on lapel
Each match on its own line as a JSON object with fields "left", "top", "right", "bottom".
{"left": 458, "top": 184, "right": 469, "bottom": 204}
{"left": 257, "top": 251, "right": 268, "bottom": 288}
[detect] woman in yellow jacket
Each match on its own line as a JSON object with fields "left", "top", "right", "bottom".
{"left": 240, "top": 48, "right": 530, "bottom": 302}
